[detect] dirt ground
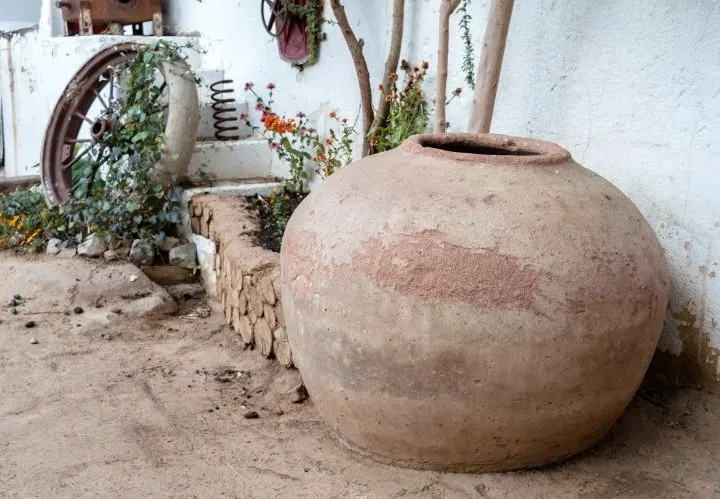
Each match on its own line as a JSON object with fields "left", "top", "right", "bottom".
{"left": 1, "top": 254, "right": 719, "bottom": 498}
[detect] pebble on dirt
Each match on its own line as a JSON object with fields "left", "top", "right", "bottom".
{"left": 243, "top": 411, "right": 259, "bottom": 419}
{"left": 30, "top": 337, "right": 38, "bottom": 344}
{"left": 73, "top": 306, "right": 84, "bottom": 315}
{"left": 11, "top": 308, "right": 18, "bottom": 315}
{"left": 290, "top": 384, "right": 309, "bottom": 404}
{"left": 25, "top": 321, "right": 36, "bottom": 328}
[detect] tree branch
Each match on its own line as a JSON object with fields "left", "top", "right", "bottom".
{"left": 368, "top": 0, "right": 406, "bottom": 154}
{"left": 435, "top": 0, "right": 462, "bottom": 133}
{"left": 329, "top": 0, "right": 375, "bottom": 157}
{"left": 467, "top": 0, "right": 515, "bottom": 133}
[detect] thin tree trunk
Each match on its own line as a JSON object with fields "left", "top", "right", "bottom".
{"left": 435, "top": 0, "right": 462, "bottom": 133}
{"left": 367, "top": 0, "right": 406, "bottom": 154}
{"left": 329, "top": 0, "right": 375, "bottom": 157}
{"left": 467, "top": 0, "right": 514, "bottom": 133}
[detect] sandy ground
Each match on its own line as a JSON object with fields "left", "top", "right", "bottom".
{"left": 0, "top": 254, "right": 719, "bottom": 498}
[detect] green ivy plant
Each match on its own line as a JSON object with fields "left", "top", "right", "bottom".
{"left": 61, "top": 40, "right": 200, "bottom": 244}
{"left": 458, "top": 0, "right": 475, "bottom": 90}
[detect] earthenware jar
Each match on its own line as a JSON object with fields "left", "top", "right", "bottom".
{"left": 280, "top": 133, "right": 669, "bottom": 472}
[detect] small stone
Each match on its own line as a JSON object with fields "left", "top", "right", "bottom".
{"left": 274, "top": 408, "right": 284, "bottom": 416}
{"left": 129, "top": 275, "right": 138, "bottom": 283}
{"left": 290, "top": 384, "right": 308, "bottom": 404}
{"left": 25, "top": 321, "right": 36, "bottom": 329}
{"left": 73, "top": 306, "right": 84, "bottom": 315}
{"left": 255, "top": 318, "right": 273, "bottom": 358}
{"left": 103, "top": 250, "right": 118, "bottom": 262}
{"left": 160, "top": 236, "right": 181, "bottom": 252}
{"left": 169, "top": 243, "right": 198, "bottom": 269}
{"left": 112, "top": 308, "right": 122, "bottom": 314}
{"left": 46, "top": 238, "right": 63, "bottom": 255}
{"left": 77, "top": 233, "right": 108, "bottom": 258}
{"left": 30, "top": 337, "right": 38, "bottom": 344}
{"left": 11, "top": 308, "right": 18, "bottom": 315}
{"left": 129, "top": 239, "right": 155, "bottom": 266}
{"left": 243, "top": 411, "right": 259, "bottom": 419}
{"left": 13, "top": 294, "right": 21, "bottom": 300}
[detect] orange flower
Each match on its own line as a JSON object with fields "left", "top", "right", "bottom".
{"left": 328, "top": 111, "right": 337, "bottom": 118}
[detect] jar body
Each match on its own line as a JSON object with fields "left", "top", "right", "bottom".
{"left": 280, "top": 134, "right": 669, "bottom": 472}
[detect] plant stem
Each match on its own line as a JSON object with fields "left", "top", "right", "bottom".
{"left": 329, "top": 0, "right": 374, "bottom": 157}
{"left": 368, "top": 0, "right": 406, "bottom": 154}
{"left": 436, "top": 0, "right": 462, "bottom": 133}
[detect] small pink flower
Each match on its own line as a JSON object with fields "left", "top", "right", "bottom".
{"left": 271, "top": 142, "right": 281, "bottom": 151}
{"left": 266, "top": 83, "right": 276, "bottom": 90}
{"left": 244, "top": 82, "right": 254, "bottom": 91}
{"left": 255, "top": 102, "right": 265, "bottom": 111}
{"left": 239, "top": 112, "right": 248, "bottom": 120}
{"left": 296, "top": 112, "right": 306, "bottom": 118}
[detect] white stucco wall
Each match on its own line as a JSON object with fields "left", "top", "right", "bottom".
{"left": 0, "top": 0, "right": 718, "bottom": 387}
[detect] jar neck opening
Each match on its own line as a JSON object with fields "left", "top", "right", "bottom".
{"left": 402, "top": 133, "right": 572, "bottom": 166}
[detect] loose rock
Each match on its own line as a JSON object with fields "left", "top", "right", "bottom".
{"left": 25, "top": 321, "right": 36, "bottom": 329}
{"left": 290, "top": 384, "right": 309, "bottom": 404}
{"left": 11, "top": 308, "right": 18, "bottom": 315}
{"left": 30, "top": 337, "right": 38, "bottom": 344}
{"left": 160, "top": 236, "right": 181, "bottom": 252}
{"left": 103, "top": 250, "right": 118, "bottom": 262}
{"left": 243, "top": 411, "right": 259, "bottom": 419}
{"left": 129, "top": 239, "right": 155, "bottom": 266}
{"left": 169, "top": 243, "right": 198, "bottom": 269}
{"left": 73, "top": 306, "right": 84, "bottom": 315}
{"left": 46, "top": 238, "right": 63, "bottom": 255}
{"left": 77, "top": 234, "right": 108, "bottom": 258}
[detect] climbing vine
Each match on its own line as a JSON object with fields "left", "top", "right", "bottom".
{"left": 63, "top": 40, "right": 200, "bottom": 243}
{"left": 458, "top": 0, "right": 475, "bottom": 90}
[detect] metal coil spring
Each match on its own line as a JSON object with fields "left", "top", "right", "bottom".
{"left": 210, "top": 79, "right": 240, "bottom": 140}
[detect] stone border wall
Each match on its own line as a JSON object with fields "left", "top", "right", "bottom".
{"left": 189, "top": 194, "right": 292, "bottom": 368}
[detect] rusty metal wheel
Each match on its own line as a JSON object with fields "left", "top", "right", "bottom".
{"left": 41, "top": 42, "right": 172, "bottom": 206}
{"left": 261, "top": 0, "right": 287, "bottom": 37}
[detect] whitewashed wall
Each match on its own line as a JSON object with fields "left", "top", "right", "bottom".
{"left": 0, "top": 0, "right": 719, "bottom": 388}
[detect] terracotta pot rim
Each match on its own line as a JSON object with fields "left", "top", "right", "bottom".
{"left": 402, "top": 133, "right": 572, "bottom": 166}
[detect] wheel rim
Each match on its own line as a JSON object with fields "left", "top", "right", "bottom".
{"left": 41, "top": 42, "right": 170, "bottom": 205}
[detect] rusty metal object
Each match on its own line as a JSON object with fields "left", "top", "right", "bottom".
{"left": 41, "top": 43, "right": 199, "bottom": 206}
{"left": 261, "top": 0, "right": 321, "bottom": 66}
{"left": 210, "top": 80, "right": 240, "bottom": 141}
{"left": 56, "top": 0, "right": 163, "bottom": 36}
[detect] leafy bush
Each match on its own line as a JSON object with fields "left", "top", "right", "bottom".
{"left": 242, "top": 83, "right": 356, "bottom": 251}
{"left": 370, "top": 60, "right": 430, "bottom": 153}
{"left": 0, "top": 187, "right": 64, "bottom": 249}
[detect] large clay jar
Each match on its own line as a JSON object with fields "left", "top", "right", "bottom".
{"left": 280, "top": 133, "right": 669, "bottom": 472}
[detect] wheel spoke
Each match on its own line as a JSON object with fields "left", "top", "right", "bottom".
{"left": 75, "top": 111, "right": 95, "bottom": 126}
{"left": 66, "top": 138, "right": 93, "bottom": 144}
{"left": 91, "top": 87, "right": 110, "bottom": 111}
{"left": 62, "top": 145, "right": 94, "bottom": 170}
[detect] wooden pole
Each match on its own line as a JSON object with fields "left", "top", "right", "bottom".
{"left": 467, "top": 0, "right": 515, "bottom": 133}
{"left": 435, "top": 0, "right": 462, "bottom": 133}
